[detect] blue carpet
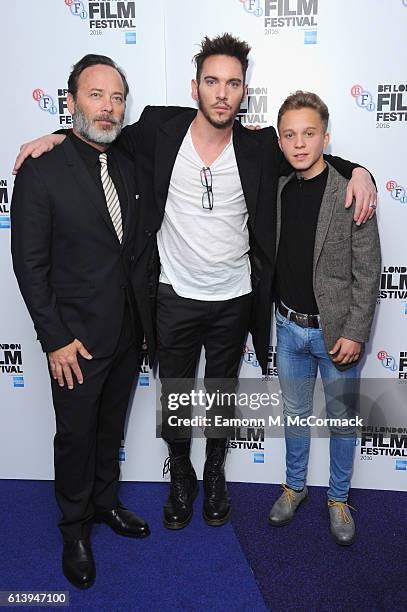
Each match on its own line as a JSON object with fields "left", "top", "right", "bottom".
{"left": 229, "top": 482, "right": 407, "bottom": 612}
{"left": 2, "top": 480, "right": 405, "bottom": 611}
{"left": 0, "top": 481, "right": 266, "bottom": 612}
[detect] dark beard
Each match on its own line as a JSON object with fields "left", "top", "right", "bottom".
{"left": 198, "top": 98, "right": 238, "bottom": 130}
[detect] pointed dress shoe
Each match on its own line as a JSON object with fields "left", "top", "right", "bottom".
{"left": 62, "top": 538, "right": 95, "bottom": 590}
{"left": 94, "top": 506, "right": 150, "bottom": 538}
{"left": 268, "top": 484, "right": 308, "bottom": 526}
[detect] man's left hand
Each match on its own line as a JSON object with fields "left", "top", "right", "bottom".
{"left": 329, "top": 337, "right": 362, "bottom": 365}
{"left": 345, "top": 167, "right": 377, "bottom": 226}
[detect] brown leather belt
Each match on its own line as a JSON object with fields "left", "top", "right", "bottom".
{"left": 278, "top": 302, "right": 321, "bottom": 329}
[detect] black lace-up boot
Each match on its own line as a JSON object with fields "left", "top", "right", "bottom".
{"left": 162, "top": 441, "right": 198, "bottom": 530}
{"left": 203, "top": 438, "right": 231, "bottom": 526}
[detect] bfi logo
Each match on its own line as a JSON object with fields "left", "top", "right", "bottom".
{"left": 386, "top": 180, "right": 407, "bottom": 204}
{"left": 65, "top": 0, "right": 88, "bottom": 19}
{"left": 32, "top": 88, "right": 71, "bottom": 126}
{"left": 351, "top": 84, "right": 375, "bottom": 112}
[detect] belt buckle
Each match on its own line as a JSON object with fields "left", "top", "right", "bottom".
{"left": 295, "top": 312, "right": 309, "bottom": 327}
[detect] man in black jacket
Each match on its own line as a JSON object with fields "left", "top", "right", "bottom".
{"left": 11, "top": 55, "right": 157, "bottom": 589}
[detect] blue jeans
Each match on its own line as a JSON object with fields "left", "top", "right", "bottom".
{"left": 275, "top": 308, "right": 359, "bottom": 501}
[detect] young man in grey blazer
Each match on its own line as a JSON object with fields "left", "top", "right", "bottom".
{"left": 268, "top": 92, "right": 381, "bottom": 545}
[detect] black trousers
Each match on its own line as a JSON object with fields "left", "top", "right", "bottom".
{"left": 157, "top": 283, "right": 252, "bottom": 442}
{"left": 49, "top": 303, "right": 143, "bottom": 541}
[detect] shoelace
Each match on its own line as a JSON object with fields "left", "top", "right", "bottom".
{"left": 204, "top": 448, "right": 226, "bottom": 489}
{"left": 162, "top": 456, "right": 171, "bottom": 479}
{"left": 162, "top": 456, "right": 192, "bottom": 503}
{"left": 328, "top": 500, "right": 356, "bottom": 524}
{"left": 162, "top": 456, "right": 191, "bottom": 480}
{"left": 207, "top": 454, "right": 224, "bottom": 470}
{"left": 281, "top": 483, "right": 297, "bottom": 507}
{"left": 204, "top": 470, "right": 223, "bottom": 494}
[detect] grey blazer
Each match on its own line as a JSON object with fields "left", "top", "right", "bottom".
{"left": 276, "top": 162, "right": 381, "bottom": 368}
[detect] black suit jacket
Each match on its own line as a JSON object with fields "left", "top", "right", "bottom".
{"left": 117, "top": 106, "right": 361, "bottom": 373}
{"left": 11, "top": 137, "right": 157, "bottom": 359}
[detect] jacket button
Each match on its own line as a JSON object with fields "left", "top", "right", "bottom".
{"left": 130, "top": 255, "right": 135, "bottom": 262}
{"left": 145, "top": 230, "right": 152, "bottom": 237}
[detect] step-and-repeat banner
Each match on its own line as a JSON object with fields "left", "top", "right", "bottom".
{"left": 1, "top": 0, "right": 406, "bottom": 491}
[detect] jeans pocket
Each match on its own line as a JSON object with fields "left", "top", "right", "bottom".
{"left": 275, "top": 308, "right": 289, "bottom": 328}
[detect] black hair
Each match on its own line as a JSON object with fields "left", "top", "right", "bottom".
{"left": 193, "top": 33, "right": 251, "bottom": 83}
{"left": 67, "top": 54, "right": 129, "bottom": 99}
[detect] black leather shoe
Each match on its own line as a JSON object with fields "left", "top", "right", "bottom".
{"left": 203, "top": 438, "right": 231, "bottom": 526}
{"left": 163, "top": 442, "right": 198, "bottom": 530}
{"left": 62, "top": 538, "right": 95, "bottom": 590}
{"left": 94, "top": 506, "right": 150, "bottom": 538}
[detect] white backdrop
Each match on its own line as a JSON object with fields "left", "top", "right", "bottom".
{"left": 1, "top": 0, "right": 406, "bottom": 492}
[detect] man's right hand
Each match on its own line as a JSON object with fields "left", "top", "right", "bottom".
{"left": 13, "top": 134, "right": 66, "bottom": 174}
{"left": 48, "top": 339, "right": 93, "bottom": 390}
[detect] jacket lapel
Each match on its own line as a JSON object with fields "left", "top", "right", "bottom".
{"left": 154, "top": 109, "right": 197, "bottom": 216}
{"left": 233, "top": 123, "right": 262, "bottom": 225}
{"left": 116, "top": 158, "right": 135, "bottom": 247}
{"left": 313, "top": 163, "right": 339, "bottom": 270}
{"left": 62, "top": 138, "right": 119, "bottom": 242}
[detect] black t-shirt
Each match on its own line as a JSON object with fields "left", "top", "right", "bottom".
{"left": 275, "top": 165, "right": 329, "bottom": 315}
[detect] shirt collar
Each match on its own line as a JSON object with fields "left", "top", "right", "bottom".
{"left": 69, "top": 131, "right": 108, "bottom": 167}
{"left": 293, "top": 163, "right": 328, "bottom": 185}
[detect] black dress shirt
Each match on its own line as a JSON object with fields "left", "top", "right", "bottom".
{"left": 69, "top": 132, "right": 128, "bottom": 224}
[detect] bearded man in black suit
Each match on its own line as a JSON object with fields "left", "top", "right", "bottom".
{"left": 11, "top": 54, "right": 157, "bottom": 589}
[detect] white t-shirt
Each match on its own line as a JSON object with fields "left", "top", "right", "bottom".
{"left": 157, "top": 127, "right": 252, "bottom": 301}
